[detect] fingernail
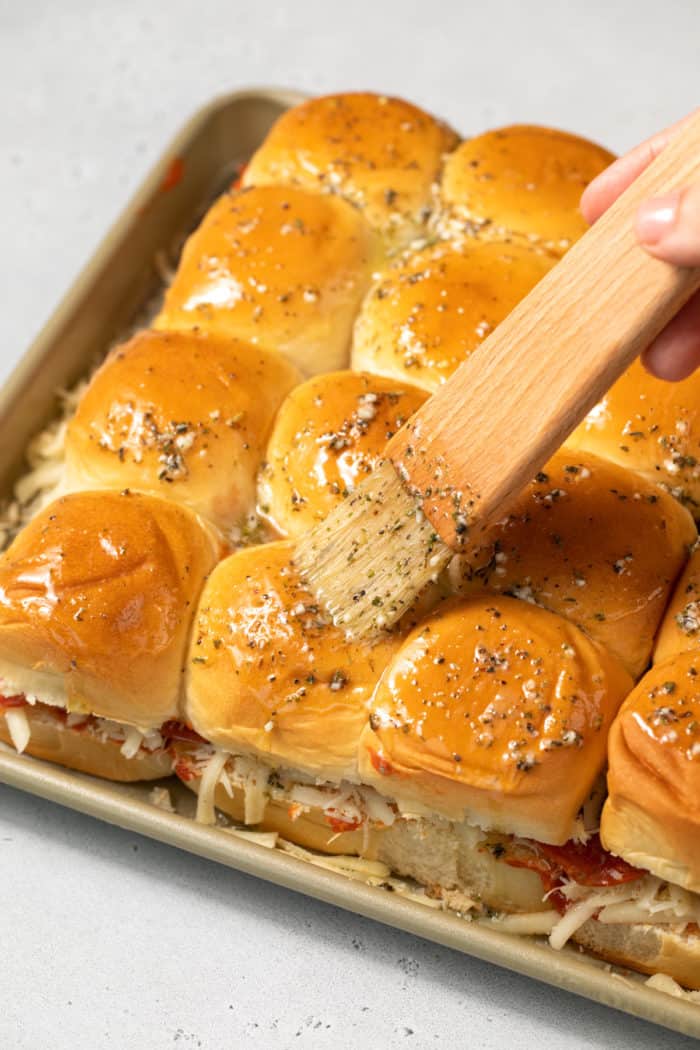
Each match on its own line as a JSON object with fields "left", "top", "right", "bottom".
{"left": 637, "top": 192, "right": 680, "bottom": 244}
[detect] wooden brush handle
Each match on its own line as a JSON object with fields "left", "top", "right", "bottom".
{"left": 387, "top": 109, "right": 700, "bottom": 549}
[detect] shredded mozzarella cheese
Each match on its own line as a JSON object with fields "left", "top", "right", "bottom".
{"left": 278, "top": 839, "right": 391, "bottom": 880}
{"left": 223, "top": 828, "right": 279, "bottom": 849}
{"left": 148, "top": 787, "right": 175, "bottom": 813}
{"left": 4, "top": 708, "right": 31, "bottom": 754}
{"left": 233, "top": 755, "right": 269, "bottom": 824}
{"left": 120, "top": 727, "right": 145, "bottom": 759}
{"left": 543, "top": 875, "right": 700, "bottom": 951}
{"left": 549, "top": 888, "right": 630, "bottom": 950}
{"left": 196, "top": 749, "right": 230, "bottom": 825}
{"left": 479, "top": 912, "right": 558, "bottom": 937}
{"left": 645, "top": 973, "right": 700, "bottom": 1002}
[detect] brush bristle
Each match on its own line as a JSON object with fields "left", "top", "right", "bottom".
{"left": 294, "top": 459, "right": 452, "bottom": 638}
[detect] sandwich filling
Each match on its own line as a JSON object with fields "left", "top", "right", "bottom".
{"left": 173, "top": 741, "right": 700, "bottom": 954}
{"left": 0, "top": 693, "right": 169, "bottom": 762}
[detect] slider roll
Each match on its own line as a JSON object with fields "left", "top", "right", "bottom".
{"left": 655, "top": 545, "right": 700, "bottom": 664}
{"left": 155, "top": 185, "right": 382, "bottom": 377}
{"left": 258, "top": 370, "right": 428, "bottom": 538}
{"left": 65, "top": 329, "right": 301, "bottom": 537}
{"left": 185, "top": 541, "right": 403, "bottom": 782}
{"left": 567, "top": 357, "right": 700, "bottom": 518}
{"left": 352, "top": 240, "right": 555, "bottom": 392}
{"left": 358, "top": 597, "right": 632, "bottom": 844}
{"left": 602, "top": 652, "right": 700, "bottom": 894}
{"left": 453, "top": 449, "right": 696, "bottom": 678}
{"left": 439, "top": 124, "right": 614, "bottom": 251}
{"left": 0, "top": 491, "right": 219, "bottom": 778}
{"left": 244, "top": 92, "right": 459, "bottom": 250}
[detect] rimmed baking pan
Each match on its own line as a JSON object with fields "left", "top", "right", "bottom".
{"left": 0, "top": 87, "right": 698, "bottom": 1039}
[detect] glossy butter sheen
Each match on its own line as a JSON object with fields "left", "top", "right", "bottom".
{"left": 258, "top": 370, "right": 428, "bottom": 537}
{"left": 244, "top": 91, "right": 459, "bottom": 248}
{"left": 0, "top": 491, "right": 219, "bottom": 726}
{"left": 185, "top": 540, "right": 404, "bottom": 780}
{"left": 655, "top": 545, "right": 700, "bottom": 664}
{"left": 352, "top": 240, "right": 555, "bottom": 391}
{"left": 65, "top": 329, "right": 300, "bottom": 536}
{"left": 155, "top": 185, "right": 382, "bottom": 376}
{"left": 568, "top": 356, "right": 700, "bottom": 517}
{"left": 454, "top": 448, "right": 696, "bottom": 678}
{"left": 602, "top": 652, "right": 700, "bottom": 892}
{"left": 440, "top": 124, "right": 614, "bottom": 250}
{"left": 359, "top": 596, "right": 632, "bottom": 842}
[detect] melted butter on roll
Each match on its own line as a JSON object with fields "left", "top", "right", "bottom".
{"left": 359, "top": 597, "right": 632, "bottom": 843}
{"left": 655, "top": 545, "right": 700, "bottom": 665}
{"left": 64, "top": 329, "right": 300, "bottom": 538}
{"left": 0, "top": 491, "right": 219, "bottom": 730}
{"left": 185, "top": 540, "right": 403, "bottom": 782}
{"left": 155, "top": 185, "right": 382, "bottom": 376}
{"left": 439, "top": 124, "right": 614, "bottom": 252}
{"left": 258, "top": 370, "right": 428, "bottom": 537}
{"left": 244, "top": 92, "right": 459, "bottom": 250}
{"left": 351, "top": 240, "right": 555, "bottom": 392}
{"left": 567, "top": 357, "right": 700, "bottom": 516}
{"left": 452, "top": 449, "right": 696, "bottom": 678}
{"left": 602, "top": 653, "right": 700, "bottom": 894}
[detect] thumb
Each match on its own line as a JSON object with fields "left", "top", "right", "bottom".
{"left": 636, "top": 183, "right": 700, "bottom": 266}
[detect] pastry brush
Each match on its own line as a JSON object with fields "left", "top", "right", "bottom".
{"left": 295, "top": 111, "right": 700, "bottom": 637}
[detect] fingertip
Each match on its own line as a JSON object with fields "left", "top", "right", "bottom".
{"left": 579, "top": 175, "right": 611, "bottom": 224}
{"left": 641, "top": 293, "right": 700, "bottom": 381}
{"left": 636, "top": 183, "right": 700, "bottom": 266}
{"left": 579, "top": 185, "right": 597, "bottom": 225}
{"left": 641, "top": 345, "right": 698, "bottom": 381}
{"left": 580, "top": 164, "right": 628, "bottom": 224}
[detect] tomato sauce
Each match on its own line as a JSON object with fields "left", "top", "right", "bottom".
{"left": 503, "top": 833, "right": 643, "bottom": 913}
{"left": 161, "top": 721, "right": 206, "bottom": 745}
{"left": 368, "top": 748, "right": 394, "bottom": 776}
{"left": 0, "top": 695, "right": 27, "bottom": 709}
{"left": 326, "top": 814, "right": 363, "bottom": 833}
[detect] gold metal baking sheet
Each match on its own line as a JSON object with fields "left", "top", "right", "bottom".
{"left": 0, "top": 88, "right": 698, "bottom": 1039}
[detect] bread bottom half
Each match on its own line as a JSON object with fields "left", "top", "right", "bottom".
{"left": 0, "top": 705, "right": 173, "bottom": 782}
{"left": 179, "top": 758, "right": 700, "bottom": 990}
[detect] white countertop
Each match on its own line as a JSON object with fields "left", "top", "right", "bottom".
{"left": 1, "top": 2, "right": 699, "bottom": 1046}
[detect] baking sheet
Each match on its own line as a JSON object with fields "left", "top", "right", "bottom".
{"left": 0, "top": 87, "right": 698, "bottom": 1039}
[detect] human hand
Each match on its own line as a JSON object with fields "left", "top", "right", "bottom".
{"left": 580, "top": 110, "right": 700, "bottom": 381}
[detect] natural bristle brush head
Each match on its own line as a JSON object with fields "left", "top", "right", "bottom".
{"left": 293, "top": 459, "right": 452, "bottom": 638}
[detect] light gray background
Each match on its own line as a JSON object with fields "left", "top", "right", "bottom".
{"left": 1, "top": 2, "right": 699, "bottom": 1047}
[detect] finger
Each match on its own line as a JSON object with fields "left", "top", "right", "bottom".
{"left": 636, "top": 183, "right": 700, "bottom": 267}
{"left": 642, "top": 290, "right": 700, "bottom": 380}
{"left": 580, "top": 110, "right": 698, "bottom": 224}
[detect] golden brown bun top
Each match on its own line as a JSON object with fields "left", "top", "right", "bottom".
{"left": 602, "top": 652, "right": 700, "bottom": 890}
{"left": 0, "top": 492, "right": 219, "bottom": 728}
{"left": 454, "top": 449, "right": 696, "bottom": 678}
{"left": 185, "top": 540, "right": 402, "bottom": 780}
{"left": 567, "top": 357, "right": 700, "bottom": 516}
{"left": 654, "top": 545, "right": 700, "bottom": 665}
{"left": 358, "top": 596, "right": 632, "bottom": 842}
{"left": 440, "top": 124, "right": 614, "bottom": 250}
{"left": 350, "top": 239, "right": 555, "bottom": 392}
{"left": 244, "top": 92, "right": 459, "bottom": 248}
{"left": 65, "top": 329, "right": 301, "bottom": 537}
{"left": 155, "top": 185, "right": 382, "bottom": 376}
{"left": 258, "top": 370, "right": 429, "bottom": 537}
